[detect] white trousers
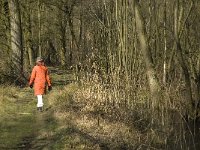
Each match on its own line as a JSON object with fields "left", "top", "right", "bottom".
{"left": 37, "top": 95, "right": 43, "bottom": 107}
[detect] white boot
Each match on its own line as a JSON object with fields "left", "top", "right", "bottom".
{"left": 37, "top": 95, "right": 43, "bottom": 111}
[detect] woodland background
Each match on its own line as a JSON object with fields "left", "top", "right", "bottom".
{"left": 0, "top": 0, "right": 200, "bottom": 149}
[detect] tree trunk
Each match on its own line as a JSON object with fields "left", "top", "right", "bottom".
{"left": 163, "top": 0, "right": 167, "bottom": 85}
{"left": 27, "top": 8, "right": 34, "bottom": 67}
{"left": 9, "top": 0, "right": 24, "bottom": 84}
{"left": 59, "top": 23, "right": 67, "bottom": 66}
{"left": 134, "top": 1, "right": 160, "bottom": 106}
{"left": 174, "top": 0, "right": 193, "bottom": 114}
{"left": 38, "top": 0, "right": 41, "bottom": 57}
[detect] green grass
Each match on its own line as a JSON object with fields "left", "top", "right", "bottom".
{"left": 0, "top": 68, "right": 76, "bottom": 149}
{"left": 0, "top": 86, "right": 37, "bottom": 149}
{"left": 0, "top": 67, "right": 199, "bottom": 149}
{"left": 0, "top": 69, "right": 136, "bottom": 150}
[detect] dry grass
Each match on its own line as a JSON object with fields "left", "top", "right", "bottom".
{"left": 1, "top": 67, "right": 199, "bottom": 149}
{"left": 46, "top": 70, "right": 200, "bottom": 150}
{"left": 47, "top": 83, "right": 162, "bottom": 149}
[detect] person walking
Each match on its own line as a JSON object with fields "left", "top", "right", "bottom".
{"left": 29, "top": 57, "right": 52, "bottom": 111}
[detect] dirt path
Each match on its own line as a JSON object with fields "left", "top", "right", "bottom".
{"left": 0, "top": 67, "right": 112, "bottom": 150}
{"left": 0, "top": 67, "right": 73, "bottom": 149}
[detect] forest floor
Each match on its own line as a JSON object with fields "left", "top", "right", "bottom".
{"left": 1, "top": 67, "right": 200, "bottom": 150}
{"left": 0, "top": 67, "right": 107, "bottom": 150}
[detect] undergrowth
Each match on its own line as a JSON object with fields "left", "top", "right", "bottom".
{"left": 48, "top": 72, "right": 200, "bottom": 149}
{"left": 1, "top": 68, "right": 200, "bottom": 149}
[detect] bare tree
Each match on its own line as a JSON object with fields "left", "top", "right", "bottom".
{"left": 134, "top": 0, "right": 160, "bottom": 107}
{"left": 9, "top": 0, "right": 24, "bottom": 84}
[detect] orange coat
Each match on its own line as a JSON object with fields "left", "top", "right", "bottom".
{"left": 29, "top": 65, "right": 51, "bottom": 95}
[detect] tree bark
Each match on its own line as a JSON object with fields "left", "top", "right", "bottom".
{"left": 9, "top": 0, "right": 24, "bottom": 83}
{"left": 174, "top": 0, "right": 193, "bottom": 112}
{"left": 134, "top": 0, "right": 160, "bottom": 106}
{"left": 59, "top": 17, "right": 67, "bottom": 66}
{"left": 27, "top": 8, "right": 34, "bottom": 67}
{"left": 38, "top": 0, "right": 41, "bottom": 57}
